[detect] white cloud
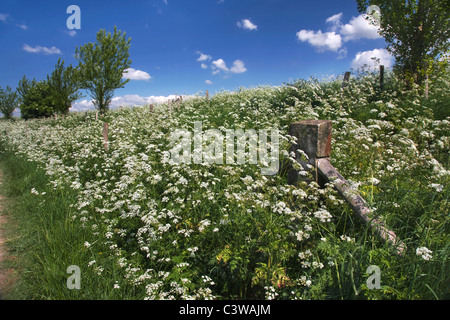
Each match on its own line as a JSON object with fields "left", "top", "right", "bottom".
{"left": 205, "top": 80, "right": 213, "bottom": 85}
{"left": 16, "top": 23, "right": 28, "bottom": 30}
{"left": 326, "top": 12, "right": 343, "bottom": 32}
{"left": 296, "top": 30, "right": 342, "bottom": 52}
{"left": 70, "top": 94, "right": 195, "bottom": 112}
{"left": 211, "top": 58, "right": 247, "bottom": 74}
{"left": 296, "top": 12, "right": 382, "bottom": 57}
{"left": 70, "top": 99, "right": 94, "bottom": 112}
{"left": 351, "top": 48, "right": 394, "bottom": 71}
{"left": 0, "top": 13, "right": 9, "bottom": 22}
{"left": 237, "top": 19, "right": 258, "bottom": 31}
{"left": 212, "top": 58, "right": 229, "bottom": 72}
{"left": 326, "top": 12, "right": 343, "bottom": 24}
{"left": 230, "top": 59, "right": 247, "bottom": 73}
{"left": 339, "top": 14, "right": 381, "bottom": 41}
{"left": 66, "top": 30, "right": 77, "bottom": 37}
{"left": 23, "top": 44, "right": 61, "bottom": 55}
{"left": 201, "top": 63, "right": 208, "bottom": 69}
{"left": 197, "top": 51, "right": 212, "bottom": 62}
{"left": 122, "top": 68, "right": 152, "bottom": 81}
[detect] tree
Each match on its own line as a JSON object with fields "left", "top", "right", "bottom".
{"left": 17, "top": 75, "right": 37, "bottom": 104}
{"left": 47, "top": 58, "right": 81, "bottom": 114}
{"left": 357, "top": 0, "right": 450, "bottom": 86}
{"left": 75, "top": 26, "right": 132, "bottom": 114}
{"left": 0, "top": 85, "right": 19, "bottom": 119}
{"left": 19, "top": 80, "right": 57, "bottom": 119}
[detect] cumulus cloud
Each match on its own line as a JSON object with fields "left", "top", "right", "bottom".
{"left": 205, "top": 80, "right": 213, "bottom": 85}
{"left": 237, "top": 19, "right": 258, "bottom": 31}
{"left": 212, "top": 58, "right": 229, "bottom": 72}
{"left": 197, "top": 51, "right": 247, "bottom": 75}
{"left": 229, "top": 59, "right": 247, "bottom": 73}
{"left": 70, "top": 94, "right": 195, "bottom": 112}
{"left": 23, "top": 44, "right": 61, "bottom": 55}
{"left": 296, "top": 30, "right": 342, "bottom": 52}
{"left": 122, "top": 68, "right": 152, "bottom": 81}
{"left": 296, "top": 12, "right": 382, "bottom": 53}
{"left": 339, "top": 14, "right": 382, "bottom": 41}
{"left": 197, "top": 51, "right": 212, "bottom": 62}
{"left": 351, "top": 48, "right": 394, "bottom": 71}
{"left": 211, "top": 58, "right": 247, "bottom": 74}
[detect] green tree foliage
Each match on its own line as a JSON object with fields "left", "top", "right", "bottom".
{"left": 19, "top": 80, "right": 57, "bottom": 119}
{"left": 16, "top": 75, "right": 36, "bottom": 104}
{"left": 0, "top": 85, "right": 19, "bottom": 119}
{"left": 357, "top": 0, "right": 450, "bottom": 86}
{"left": 75, "top": 26, "right": 132, "bottom": 114}
{"left": 47, "top": 58, "right": 81, "bottom": 114}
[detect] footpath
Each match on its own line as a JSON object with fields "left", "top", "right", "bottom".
{"left": 0, "top": 171, "right": 16, "bottom": 299}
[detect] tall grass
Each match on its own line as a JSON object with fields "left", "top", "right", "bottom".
{"left": 0, "top": 69, "right": 448, "bottom": 300}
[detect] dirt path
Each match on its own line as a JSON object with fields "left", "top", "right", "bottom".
{"left": 0, "top": 172, "right": 16, "bottom": 299}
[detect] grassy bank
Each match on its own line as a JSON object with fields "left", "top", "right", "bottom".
{"left": 0, "top": 150, "right": 147, "bottom": 299}
{"left": 0, "top": 70, "right": 448, "bottom": 300}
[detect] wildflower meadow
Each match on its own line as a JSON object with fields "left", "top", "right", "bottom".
{"left": 0, "top": 70, "right": 448, "bottom": 300}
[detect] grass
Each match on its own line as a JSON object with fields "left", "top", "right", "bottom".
{"left": 0, "top": 69, "right": 448, "bottom": 300}
{"left": 0, "top": 150, "right": 146, "bottom": 299}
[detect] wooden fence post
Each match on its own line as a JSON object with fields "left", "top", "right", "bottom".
{"left": 103, "top": 122, "right": 109, "bottom": 151}
{"left": 206, "top": 90, "right": 209, "bottom": 101}
{"left": 342, "top": 71, "right": 351, "bottom": 88}
{"left": 288, "top": 119, "right": 406, "bottom": 255}
{"left": 287, "top": 120, "right": 332, "bottom": 186}
{"left": 150, "top": 104, "right": 154, "bottom": 113}
{"left": 380, "top": 65, "right": 385, "bottom": 91}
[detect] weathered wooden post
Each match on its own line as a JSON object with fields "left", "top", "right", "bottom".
{"left": 206, "top": 90, "right": 209, "bottom": 101}
{"left": 288, "top": 120, "right": 406, "bottom": 255}
{"left": 103, "top": 122, "right": 109, "bottom": 151}
{"left": 380, "top": 65, "right": 385, "bottom": 91}
{"left": 150, "top": 104, "right": 154, "bottom": 113}
{"left": 287, "top": 120, "right": 332, "bottom": 186}
{"left": 342, "top": 71, "right": 351, "bottom": 88}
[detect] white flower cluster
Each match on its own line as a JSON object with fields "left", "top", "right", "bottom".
{"left": 416, "top": 247, "right": 433, "bottom": 261}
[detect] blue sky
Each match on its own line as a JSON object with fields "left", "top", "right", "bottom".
{"left": 0, "top": 0, "right": 394, "bottom": 112}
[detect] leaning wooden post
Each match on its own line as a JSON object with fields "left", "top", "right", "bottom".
{"left": 380, "top": 65, "right": 385, "bottom": 91}
{"left": 342, "top": 71, "right": 351, "bottom": 88}
{"left": 288, "top": 120, "right": 406, "bottom": 255}
{"left": 287, "top": 120, "right": 332, "bottom": 186}
{"left": 103, "top": 122, "right": 109, "bottom": 151}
